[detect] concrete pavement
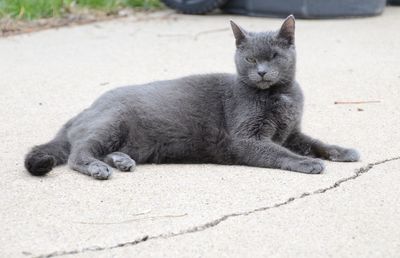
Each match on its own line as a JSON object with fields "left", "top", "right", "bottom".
{"left": 1, "top": 8, "right": 400, "bottom": 258}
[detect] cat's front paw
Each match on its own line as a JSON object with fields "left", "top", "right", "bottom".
{"left": 285, "top": 158, "right": 325, "bottom": 174}
{"left": 327, "top": 146, "right": 360, "bottom": 162}
{"left": 88, "top": 161, "right": 112, "bottom": 180}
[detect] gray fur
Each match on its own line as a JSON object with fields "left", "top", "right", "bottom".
{"left": 24, "top": 15, "right": 360, "bottom": 180}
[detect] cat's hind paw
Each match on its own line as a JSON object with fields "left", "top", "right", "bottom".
{"left": 105, "top": 152, "right": 136, "bottom": 172}
{"left": 114, "top": 156, "right": 136, "bottom": 172}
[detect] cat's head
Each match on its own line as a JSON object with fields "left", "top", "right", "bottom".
{"left": 231, "top": 16, "right": 296, "bottom": 90}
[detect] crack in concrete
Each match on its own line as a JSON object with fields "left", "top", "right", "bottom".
{"left": 34, "top": 156, "right": 400, "bottom": 258}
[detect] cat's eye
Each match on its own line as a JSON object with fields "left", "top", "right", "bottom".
{"left": 246, "top": 57, "right": 257, "bottom": 64}
{"left": 272, "top": 52, "right": 278, "bottom": 59}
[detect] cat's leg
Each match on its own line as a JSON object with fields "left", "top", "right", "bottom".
{"left": 231, "top": 138, "right": 325, "bottom": 174}
{"left": 68, "top": 144, "right": 113, "bottom": 180}
{"left": 283, "top": 131, "right": 360, "bottom": 162}
{"left": 103, "top": 152, "right": 136, "bottom": 172}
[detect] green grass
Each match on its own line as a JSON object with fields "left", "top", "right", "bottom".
{"left": 0, "top": 0, "right": 162, "bottom": 20}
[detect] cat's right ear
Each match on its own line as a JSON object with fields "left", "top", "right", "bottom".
{"left": 230, "top": 20, "right": 248, "bottom": 47}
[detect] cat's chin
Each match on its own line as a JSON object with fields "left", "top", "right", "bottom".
{"left": 255, "top": 82, "right": 273, "bottom": 90}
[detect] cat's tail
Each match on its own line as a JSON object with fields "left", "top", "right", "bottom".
{"left": 24, "top": 132, "right": 70, "bottom": 176}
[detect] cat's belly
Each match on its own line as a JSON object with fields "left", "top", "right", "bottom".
{"left": 120, "top": 125, "right": 233, "bottom": 164}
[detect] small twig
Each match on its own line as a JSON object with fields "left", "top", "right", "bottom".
{"left": 158, "top": 28, "right": 229, "bottom": 40}
{"left": 157, "top": 33, "right": 192, "bottom": 38}
{"left": 74, "top": 212, "right": 187, "bottom": 225}
{"left": 334, "top": 100, "right": 381, "bottom": 105}
{"left": 131, "top": 209, "right": 152, "bottom": 216}
{"left": 193, "top": 28, "right": 229, "bottom": 40}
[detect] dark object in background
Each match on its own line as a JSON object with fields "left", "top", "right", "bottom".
{"left": 222, "top": 0, "right": 386, "bottom": 18}
{"left": 161, "top": 0, "right": 389, "bottom": 18}
{"left": 161, "top": 0, "right": 229, "bottom": 14}
{"left": 388, "top": 0, "right": 400, "bottom": 5}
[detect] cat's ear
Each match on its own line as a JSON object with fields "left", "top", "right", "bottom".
{"left": 230, "top": 20, "right": 248, "bottom": 47}
{"left": 278, "top": 15, "right": 295, "bottom": 45}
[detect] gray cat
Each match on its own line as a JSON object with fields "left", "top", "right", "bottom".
{"left": 25, "top": 15, "right": 360, "bottom": 180}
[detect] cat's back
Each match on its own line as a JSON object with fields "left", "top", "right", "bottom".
{"left": 93, "top": 73, "right": 235, "bottom": 113}
{"left": 114, "top": 73, "right": 234, "bottom": 100}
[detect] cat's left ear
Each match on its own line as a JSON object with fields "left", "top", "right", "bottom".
{"left": 278, "top": 15, "right": 295, "bottom": 45}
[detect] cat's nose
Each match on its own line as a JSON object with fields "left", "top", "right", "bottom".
{"left": 258, "top": 71, "right": 266, "bottom": 77}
